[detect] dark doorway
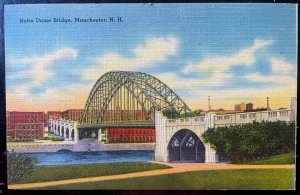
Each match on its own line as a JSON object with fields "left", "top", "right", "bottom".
{"left": 71, "top": 130, "right": 74, "bottom": 140}
{"left": 168, "top": 129, "right": 205, "bottom": 163}
{"left": 66, "top": 128, "right": 69, "bottom": 139}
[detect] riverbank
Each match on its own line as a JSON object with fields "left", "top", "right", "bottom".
{"left": 9, "top": 162, "right": 171, "bottom": 184}
{"left": 8, "top": 163, "right": 295, "bottom": 190}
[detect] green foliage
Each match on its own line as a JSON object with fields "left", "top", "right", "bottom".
{"left": 49, "top": 135, "right": 64, "bottom": 141}
{"left": 180, "top": 109, "right": 203, "bottom": 118}
{"left": 12, "top": 162, "right": 170, "bottom": 184}
{"left": 192, "top": 109, "right": 203, "bottom": 115}
{"left": 10, "top": 138, "right": 34, "bottom": 142}
{"left": 202, "top": 121, "right": 295, "bottom": 163}
{"left": 162, "top": 108, "right": 180, "bottom": 119}
{"left": 7, "top": 151, "right": 38, "bottom": 183}
{"left": 243, "top": 152, "right": 295, "bottom": 165}
{"left": 162, "top": 108, "right": 203, "bottom": 118}
{"left": 38, "top": 169, "right": 294, "bottom": 190}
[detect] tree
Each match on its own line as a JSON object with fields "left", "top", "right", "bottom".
{"left": 7, "top": 151, "right": 38, "bottom": 183}
{"left": 202, "top": 121, "right": 295, "bottom": 163}
{"left": 162, "top": 108, "right": 180, "bottom": 119}
{"left": 179, "top": 109, "right": 203, "bottom": 118}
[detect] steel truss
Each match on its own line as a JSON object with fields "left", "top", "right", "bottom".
{"left": 81, "top": 71, "right": 192, "bottom": 124}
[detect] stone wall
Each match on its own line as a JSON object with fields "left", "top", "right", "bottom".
{"left": 7, "top": 141, "right": 155, "bottom": 153}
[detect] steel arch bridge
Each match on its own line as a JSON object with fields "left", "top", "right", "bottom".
{"left": 79, "top": 71, "right": 192, "bottom": 129}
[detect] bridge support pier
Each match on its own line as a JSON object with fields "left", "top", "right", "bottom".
{"left": 154, "top": 111, "right": 219, "bottom": 163}
{"left": 205, "top": 143, "right": 218, "bottom": 163}
{"left": 74, "top": 127, "right": 79, "bottom": 143}
{"left": 64, "top": 124, "right": 67, "bottom": 140}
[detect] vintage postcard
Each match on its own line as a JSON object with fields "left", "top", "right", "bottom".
{"left": 4, "top": 3, "right": 297, "bottom": 190}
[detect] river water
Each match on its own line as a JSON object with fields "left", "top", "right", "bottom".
{"left": 20, "top": 150, "right": 155, "bottom": 166}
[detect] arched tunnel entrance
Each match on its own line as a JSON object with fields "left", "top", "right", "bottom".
{"left": 168, "top": 129, "right": 205, "bottom": 163}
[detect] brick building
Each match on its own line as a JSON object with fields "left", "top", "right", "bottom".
{"left": 62, "top": 109, "right": 84, "bottom": 122}
{"left": 47, "top": 111, "right": 62, "bottom": 120}
{"left": 6, "top": 111, "right": 45, "bottom": 141}
{"left": 234, "top": 102, "right": 246, "bottom": 111}
{"left": 107, "top": 127, "right": 155, "bottom": 143}
{"left": 246, "top": 103, "right": 253, "bottom": 111}
{"left": 104, "top": 110, "right": 151, "bottom": 122}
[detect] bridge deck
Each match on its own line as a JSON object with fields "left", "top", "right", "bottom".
{"left": 78, "top": 121, "right": 155, "bottom": 129}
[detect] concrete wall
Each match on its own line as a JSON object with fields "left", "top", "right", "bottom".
{"left": 7, "top": 141, "right": 155, "bottom": 153}
{"left": 7, "top": 143, "right": 75, "bottom": 153}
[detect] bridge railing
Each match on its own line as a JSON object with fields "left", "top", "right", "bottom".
{"left": 166, "top": 116, "right": 205, "bottom": 126}
{"left": 214, "top": 109, "right": 291, "bottom": 126}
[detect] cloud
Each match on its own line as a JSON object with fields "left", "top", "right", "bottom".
{"left": 245, "top": 57, "right": 297, "bottom": 85}
{"left": 6, "top": 82, "right": 93, "bottom": 112}
{"left": 155, "top": 39, "right": 295, "bottom": 110}
{"left": 182, "top": 39, "right": 273, "bottom": 74}
{"left": 156, "top": 39, "right": 274, "bottom": 91}
{"left": 81, "top": 36, "right": 178, "bottom": 81}
{"left": 11, "top": 48, "right": 78, "bottom": 87}
{"left": 155, "top": 71, "right": 231, "bottom": 90}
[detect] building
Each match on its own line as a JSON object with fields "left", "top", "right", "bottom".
{"left": 62, "top": 109, "right": 84, "bottom": 122}
{"left": 107, "top": 127, "right": 155, "bottom": 143}
{"left": 103, "top": 110, "right": 151, "bottom": 122}
{"left": 234, "top": 102, "right": 246, "bottom": 111}
{"left": 47, "top": 111, "right": 62, "bottom": 120}
{"left": 246, "top": 103, "right": 253, "bottom": 111}
{"left": 6, "top": 111, "right": 45, "bottom": 141}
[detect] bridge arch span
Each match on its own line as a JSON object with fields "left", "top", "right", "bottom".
{"left": 81, "top": 71, "right": 192, "bottom": 125}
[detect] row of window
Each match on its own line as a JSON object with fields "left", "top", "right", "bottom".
{"left": 110, "top": 130, "right": 154, "bottom": 135}
{"left": 109, "top": 136, "right": 154, "bottom": 142}
{"left": 215, "top": 111, "right": 289, "bottom": 121}
{"left": 18, "top": 124, "right": 41, "bottom": 130}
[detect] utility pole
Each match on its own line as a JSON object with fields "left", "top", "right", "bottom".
{"left": 267, "top": 97, "right": 270, "bottom": 110}
{"left": 208, "top": 95, "right": 211, "bottom": 111}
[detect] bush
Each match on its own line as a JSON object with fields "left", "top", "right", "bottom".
{"left": 202, "top": 121, "right": 295, "bottom": 163}
{"left": 51, "top": 136, "right": 64, "bottom": 141}
{"left": 11, "top": 138, "right": 34, "bottom": 142}
{"left": 7, "top": 151, "right": 38, "bottom": 183}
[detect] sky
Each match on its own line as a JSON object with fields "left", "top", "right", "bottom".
{"left": 5, "top": 4, "right": 297, "bottom": 112}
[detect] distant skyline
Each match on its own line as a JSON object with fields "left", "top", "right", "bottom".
{"left": 5, "top": 4, "right": 297, "bottom": 112}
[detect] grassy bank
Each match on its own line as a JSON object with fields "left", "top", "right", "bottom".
{"left": 12, "top": 162, "right": 170, "bottom": 184}
{"left": 243, "top": 153, "right": 295, "bottom": 165}
{"left": 36, "top": 169, "right": 295, "bottom": 190}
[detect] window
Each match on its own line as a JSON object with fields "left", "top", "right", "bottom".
{"left": 249, "top": 113, "right": 256, "bottom": 118}
{"left": 185, "top": 136, "right": 195, "bottom": 147}
{"left": 224, "top": 115, "right": 230, "bottom": 120}
{"left": 280, "top": 111, "right": 289, "bottom": 117}
{"left": 216, "top": 116, "right": 223, "bottom": 120}
{"left": 268, "top": 112, "right": 277, "bottom": 117}
{"left": 240, "top": 114, "right": 247, "bottom": 119}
